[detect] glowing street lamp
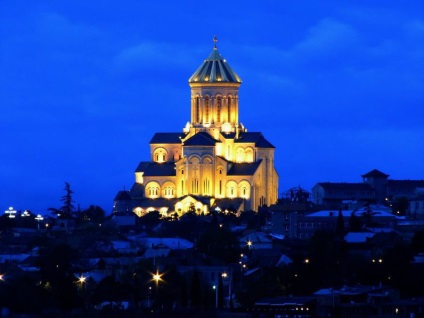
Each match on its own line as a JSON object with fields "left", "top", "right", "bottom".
{"left": 5, "top": 207, "right": 16, "bottom": 218}
{"left": 21, "top": 210, "right": 30, "bottom": 217}
{"left": 221, "top": 272, "right": 232, "bottom": 308}
{"left": 152, "top": 270, "right": 162, "bottom": 286}
{"left": 35, "top": 214, "right": 44, "bottom": 229}
{"left": 212, "top": 285, "right": 218, "bottom": 308}
{"left": 77, "top": 274, "right": 87, "bottom": 285}
{"left": 247, "top": 239, "right": 252, "bottom": 250}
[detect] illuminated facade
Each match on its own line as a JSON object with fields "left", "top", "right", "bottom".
{"left": 114, "top": 39, "right": 279, "bottom": 216}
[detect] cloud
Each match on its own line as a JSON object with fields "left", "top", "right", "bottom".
{"left": 114, "top": 42, "right": 197, "bottom": 72}
{"left": 292, "top": 18, "right": 360, "bottom": 58}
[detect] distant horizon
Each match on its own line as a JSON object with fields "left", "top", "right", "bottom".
{"left": 1, "top": 1, "right": 423, "bottom": 214}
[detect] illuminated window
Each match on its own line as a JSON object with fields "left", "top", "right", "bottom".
{"left": 192, "top": 178, "right": 199, "bottom": 194}
{"left": 164, "top": 187, "right": 174, "bottom": 197}
{"left": 195, "top": 97, "right": 200, "bottom": 122}
{"left": 217, "top": 97, "right": 222, "bottom": 122}
{"left": 203, "top": 179, "right": 210, "bottom": 194}
{"left": 242, "top": 187, "right": 247, "bottom": 197}
{"left": 227, "top": 97, "right": 231, "bottom": 122}
{"left": 205, "top": 97, "right": 210, "bottom": 122}
{"left": 148, "top": 187, "right": 159, "bottom": 197}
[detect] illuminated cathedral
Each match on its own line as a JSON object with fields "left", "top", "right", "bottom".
{"left": 114, "top": 38, "right": 278, "bottom": 216}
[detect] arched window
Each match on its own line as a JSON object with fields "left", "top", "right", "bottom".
{"left": 195, "top": 97, "right": 200, "bottom": 122}
{"left": 227, "top": 97, "right": 231, "bottom": 122}
{"left": 205, "top": 96, "right": 210, "bottom": 122}
{"left": 217, "top": 96, "right": 222, "bottom": 122}
{"left": 164, "top": 187, "right": 174, "bottom": 197}
{"left": 148, "top": 187, "right": 159, "bottom": 197}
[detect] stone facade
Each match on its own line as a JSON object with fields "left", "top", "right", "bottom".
{"left": 114, "top": 40, "right": 279, "bottom": 216}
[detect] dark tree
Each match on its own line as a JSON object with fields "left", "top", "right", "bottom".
{"left": 196, "top": 227, "right": 241, "bottom": 262}
{"left": 79, "top": 205, "right": 105, "bottom": 222}
{"left": 49, "top": 182, "right": 75, "bottom": 218}
{"left": 349, "top": 211, "right": 362, "bottom": 231}
{"left": 61, "top": 182, "right": 75, "bottom": 217}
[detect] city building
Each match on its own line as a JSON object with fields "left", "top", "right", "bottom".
{"left": 114, "top": 38, "right": 279, "bottom": 216}
{"left": 312, "top": 169, "right": 424, "bottom": 209}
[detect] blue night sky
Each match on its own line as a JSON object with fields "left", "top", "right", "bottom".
{"left": 1, "top": 1, "right": 423, "bottom": 214}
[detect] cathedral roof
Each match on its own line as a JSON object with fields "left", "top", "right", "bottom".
{"left": 221, "top": 132, "right": 236, "bottom": 139}
{"left": 183, "top": 132, "right": 221, "bottom": 146}
{"left": 236, "top": 132, "right": 275, "bottom": 148}
{"left": 150, "top": 133, "right": 186, "bottom": 144}
{"left": 136, "top": 162, "right": 176, "bottom": 177}
{"left": 188, "top": 38, "right": 241, "bottom": 83}
{"left": 114, "top": 190, "right": 132, "bottom": 201}
{"left": 130, "top": 183, "right": 145, "bottom": 198}
{"left": 227, "top": 161, "right": 262, "bottom": 176}
{"left": 135, "top": 162, "right": 150, "bottom": 173}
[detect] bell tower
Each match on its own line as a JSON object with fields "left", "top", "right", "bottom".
{"left": 188, "top": 37, "right": 243, "bottom": 139}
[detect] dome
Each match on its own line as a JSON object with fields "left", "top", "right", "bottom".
{"left": 189, "top": 39, "right": 241, "bottom": 84}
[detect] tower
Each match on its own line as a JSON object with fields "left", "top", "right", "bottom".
{"left": 114, "top": 38, "right": 279, "bottom": 216}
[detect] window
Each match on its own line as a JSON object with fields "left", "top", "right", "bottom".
{"left": 148, "top": 187, "right": 159, "bottom": 197}
{"left": 227, "top": 97, "right": 231, "bottom": 122}
{"left": 164, "top": 187, "right": 174, "bottom": 197}
{"left": 192, "top": 179, "right": 199, "bottom": 194}
{"left": 205, "top": 97, "right": 210, "bottom": 122}
{"left": 217, "top": 97, "right": 222, "bottom": 122}
{"left": 203, "top": 179, "right": 210, "bottom": 194}
{"left": 195, "top": 97, "right": 200, "bottom": 122}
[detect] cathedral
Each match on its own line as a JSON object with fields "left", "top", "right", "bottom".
{"left": 114, "top": 38, "right": 279, "bottom": 216}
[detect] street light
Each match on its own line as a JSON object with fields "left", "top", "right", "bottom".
{"left": 152, "top": 270, "right": 162, "bottom": 286}
{"left": 247, "top": 239, "right": 252, "bottom": 250}
{"left": 213, "top": 285, "right": 218, "bottom": 308}
{"left": 221, "top": 272, "right": 232, "bottom": 308}
{"left": 5, "top": 207, "right": 16, "bottom": 218}
{"left": 35, "top": 214, "right": 44, "bottom": 229}
{"left": 77, "top": 274, "right": 87, "bottom": 285}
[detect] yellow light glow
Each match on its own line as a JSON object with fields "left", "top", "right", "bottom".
{"left": 152, "top": 271, "right": 163, "bottom": 285}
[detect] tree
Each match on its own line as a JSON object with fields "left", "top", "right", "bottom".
{"left": 61, "top": 182, "right": 75, "bottom": 217}
{"left": 49, "top": 182, "right": 75, "bottom": 219}
{"left": 79, "top": 205, "right": 105, "bottom": 222}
